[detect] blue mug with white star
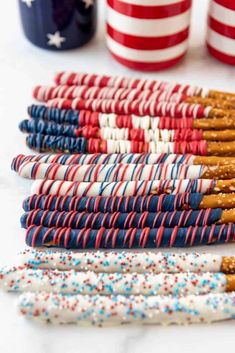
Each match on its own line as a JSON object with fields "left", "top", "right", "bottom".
{"left": 18, "top": 0, "right": 97, "bottom": 50}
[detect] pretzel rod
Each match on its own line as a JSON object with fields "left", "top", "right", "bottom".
{"left": 22, "top": 193, "right": 204, "bottom": 213}
{"left": 55, "top": 72, "right": 235, "bottom": 101}
{"left": 34, "top": 85, "right": 188, "bottom": 103}
{"left": 0, "top": 267, "right": 230, "bottom": 296}
{"left": 18, "top": 291, "right": 235, "bottom": 326}
{"left": 21, "top": 208, "right": 227, "bottom": 229}
{"left": 20, "top": 119, "right": 235, "bottom": 143}
{"left": 19, "top": 249, "right": 235, "bottom": 274}
{"left": 18, "top": 292, "right": 235, "bottom": 326}
{"left": 20, "top": 119, "right": 205, "bottom": 142}
{"left": 11, "top": 154, "right": 196, "bottom": 172}
{"left": 47, "top": 98, "right": 213, "bottom": 118}
{"left": 28, "top": 106, "right": 235, "bottom": 131}
{"left": 25, "top": 224, "right": 235, "bottom": 249}
{"left": 33, "top": 85, "right": 235, "bottom": 110}
{"left": 22, "top": 193, "right": 235, "bottom": 213}
{"left": 32, "top": 179, "right": 235, "bottom": 197}
{"left": 17, "top": 161, "right": 235, "bottom": 182}
{"left": 26, "top": 133, "right": 235, "bottom": 156}
{"left": 31, "top": 179, "right": 217, "bottom": 197}
{"left": 24, "top": 134, "right": 205, "bottom": 154}
{"left": 12, "top": 154, "right": 235, "bottom": 175}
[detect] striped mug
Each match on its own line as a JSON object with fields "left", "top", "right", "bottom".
{"left": 207, "top": 0, "right": 235, "bottom": 65}
{"left": 106, "top": 0, "right": 192, "bottom": 71}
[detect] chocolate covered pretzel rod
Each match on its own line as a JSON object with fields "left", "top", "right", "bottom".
{"left": 20, "top": 119, "right": 235, "bottom": 143}
{"left": 28, "top": 106, "right": 235, "bottom": 131}
{"left": 48, "top": 98, "right": 221, "bottom": 119}
{"left": 21, "top": 208, "right": 230, "bottom": 229}
{"left": 18, "top": 292, "right": 235, "bottom": 326}
{"left": 31, "top": 179, "right": 217, "bottom": 197}
{"left": 34, "top": 85, "right": 189, "bottom": 103}
{"left": 12, "top": 154, "right": 235, "bottom": 176}
{"left": 12, "top": 153, "right": 197, "bottom": 173}
{"left": 19, "top": 249, "right": 235, "bottom": 274}
{"left": 22, "top": 193, "right": 235, "bottom": 213}
{"left": 25, "top": 224, "right": 235, "bottom": 249}
{"left": 55, "top": 72, "right": 235, "bottom": 101}
{"left": 0, "top": 267, "right": 232, "bottom": 296}
{"left": 34, "top": 85, "right": 235, "bottom": 110}
{"left": 28, "top": 105, "right": 235, "bottom": 132}
{"left": 26, "top": 134, "right": 235, "bottom": 155}
{"left": 17, "top": 161, "right": 235, "bottom": 182}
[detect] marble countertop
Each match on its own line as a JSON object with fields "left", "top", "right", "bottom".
{"left": 0, "top": 1, "right": 235, "bottom": 352}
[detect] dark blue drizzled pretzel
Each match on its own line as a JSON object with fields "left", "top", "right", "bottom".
{"left": 28, "top": 105, "right": 235, "bottom": 131}
{"left": 19, "top": 119, "right": 205, "bottom": 142}
{"left": 28, "top": 105, "right": 80, "bottom": 125}
{"left": 21, "top": 208, "right": 223, "bottom": 229}
{"left": 26, "top": 134, "right": 87, "bottom": 153}
{"left": 23, "top": 193, "right": 203, "bottom": 213}
{"left": 25, "top": 224, "right": 235, "bottom": 249}
{"left": 19, "top": 119, "right": 79, "bottom": 138}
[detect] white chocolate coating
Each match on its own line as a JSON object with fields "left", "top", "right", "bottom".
{"left": 0, "top": 267, "right": 226, "bottom": 296}
{"left": 20, "top": 250, "right": 222, "bottom": 273}
{"left": 18, "top": 292, "right": 235, "bottom": 326}
{"left": 106, "top": 140, "right": 176, "bottom": 153}
{"left": 99, "top": 127, "right": 177, "bottom": 142}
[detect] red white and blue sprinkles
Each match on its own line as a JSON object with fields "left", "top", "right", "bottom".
{"left": 19, "top": 249, "right": 223, "bottom": 273}
{"left": 18, "top": 292, "right": 235, "bottom": 325}
{"left": 0, "top": 266, "right": 228, "bottom": 296}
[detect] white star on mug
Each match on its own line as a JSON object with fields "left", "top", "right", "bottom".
{"left": 21, "top": 0, "right": 35, "bottom": 7}
{"left": 47, "top": 31, "right": 66, "bottom": 48}
{"left": 82, "top": 0, "right": 94, "bottom": 9}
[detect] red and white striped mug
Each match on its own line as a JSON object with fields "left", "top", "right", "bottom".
{"left": 207, "top": 0, "right": 235, "bottom": 65}
{"left": 106, "top": 0, "right": 192, "bottom": 71}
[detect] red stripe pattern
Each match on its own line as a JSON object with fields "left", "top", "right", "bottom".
{"left": 34, "top": 84, "right": 188, "bottom": 103}
{"left": 106, "top": 0, "right": 192, "bottom": 71}
{"left": 207, "top": 0, "right": 235, "bottom": 65}
{"left": 47, "top": 98, "right": 211, "bottom": 118}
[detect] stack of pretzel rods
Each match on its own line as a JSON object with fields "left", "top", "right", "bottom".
{"left": 18, "top": 71, "right": 235, "bottom": 155}
{"left": 21, "top": 104, "right": 235, "bottom": 154}
{"left": 6, "top": 71, "right": 235, "bottom": 325}
{"left": 10, "top": 150, "right": 235, "bottom": 248}
{"left": 2, "top": 250, "right": 235, "bottom": 325}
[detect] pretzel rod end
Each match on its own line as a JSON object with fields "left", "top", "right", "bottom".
{"left": 209, "top": 90, "right": 235, "bottom": 102}
{"left": 226, "top": 274, "right": 235, "bottom": 292}
{"left": 187, "top": 97, "right": 235, "bottom": 110}
{"left": 209, "top": 108, "right": 235, "bottom": 119}
{"left": 222, "top": 257, "right": 235, "bottom": 274}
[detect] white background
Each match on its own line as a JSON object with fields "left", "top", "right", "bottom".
{"left": 0, "top": 1, "right": 235, "bottom": 352}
